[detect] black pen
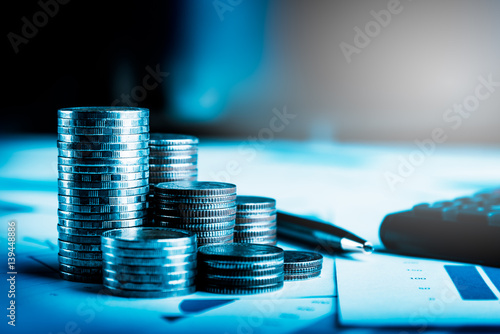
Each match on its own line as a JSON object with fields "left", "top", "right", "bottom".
{"left": 277, "top": 211, "right": 374, "bottom": 253}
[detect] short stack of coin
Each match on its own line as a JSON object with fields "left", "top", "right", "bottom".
{"left": 57, "top": 107, "right": 150, "bottom": 283}
{"left": 234, "top": 196, "right": 277, "bottom": 245}
{"left": 283, "top": 251, "right": 323, "bottom": 281}
{"left": 153, "top": 181, "right": 236, "bottom": 246}
{"left": 148, "top": 134, "right": 199, "bottom": 223}
{"left": 197, "top": 243, "right": 284, "bottom": 294}
{"left": 101, "top": 227, "right": 197, "bottom": 298}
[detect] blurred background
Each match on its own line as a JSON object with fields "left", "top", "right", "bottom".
{"left": 3, "top": 0, "right": 500, "bottom": 143}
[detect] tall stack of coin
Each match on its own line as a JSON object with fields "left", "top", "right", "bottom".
{"left": 197, "top": 243, "right": 284, "bottom": 294}
{"left": 148, "top": 134, "right": 199, "bottom": 223}
{"left": 153, "top": 181, "right": 236, "bottom": 246}
{"left": 57, "top": 107, "right": 150, "bottom": 283}
{"left": 101, "top": 227, "right": 197, "bottom": 298}
{"left": 234, "top": 196, "right": 277, "bottom": 245}
{"left": 283, "top": 251, "right": 323, "bottom": 281}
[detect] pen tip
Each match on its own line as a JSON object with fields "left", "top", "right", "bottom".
{"left": 363, "top": 242, "right": 374, "bottom": 254}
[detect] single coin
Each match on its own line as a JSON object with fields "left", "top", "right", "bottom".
{"left": 236, "top": 196, "right": 276, "bottom": 212}
{"left": 102, "top": 261, "right": 196, "bottom": 275}
{"left": 198, "top": 243, "right": 284, "bottom": 263}
{"left": 198, "top": 264, "right": 284, "bottom": 277}
{"left": 58, "top": 194, "right": 147, "bottom": 205}
{"left": 103, "top": 277, "right": 195, "bottom": 291}
{"left": 58, "top": 106, "right": 149, "bottom": 119}
{"left": 58, "top": 248, "right": 103, "bottom": 260}
{"left": 58, "top": 239, "right": 101, "bottom": 252}
{"left": 155, "top": 207, "right": 236, "bottom": 218}
{"left": 58, "top": 164, "right": 148, "bottom": 174}
{"left": 154, "top": 214, "right": 235, "bottom": 224}
{"left": 150, "top": 144, "right": 197, "bottom": 152}
{"left": 201, "top": 282, "right": 283, "bottom": 295}
{"left": 102, "top": 253, "right": 197, "bottom": 266}
{"left": 59, "top": 263, "right": 102, "bottom": 275}
{"left": 58, "top": 126, "right": 149, "bottom": 135}
{"left": 101, "top": 244, "right": 196, "bottom": 258}
{"left": 58, "top": 202, "right": 148, "bottom": 214}
{"left": 149, "top": 156, "right": 198, "bottom": 165}
{"left": 200, "top": 258, "right": 283, "bottom": 270}
{"left": 59, "top": 271, "right": 102, "bottom": 283}
{"left": 284, "top": 271, "right": 321, "bottom": 281}
{"left": 57, "top": 117, "right": 149, "bottom": 128}
{"left": 149, "top": 163, "right": 198, "bottom": 172}
{"left": 58, "top": 171, "right": 148, "bottom": 182}
{"left": 58, "top": 156, "right": 149, "bottom": 167}
{"left": 233, "top": 235, "right": 277, "bottom": 243}
{"left": 235, "top": 215, "right": 277, "bottom": 224}
{"left": 236, "top": 210, "right": 277, "bottom": 218}
{"left": 58, "top": 233, "right": 103, "bottom": 244}
{"left": 150, "top": 177, "right": 197, "bottom": 184}
{"left": 58, "top": 149, "right": 149, "bottom": 159}
{"left": 155, "top": 221, "right": 235, "bottom": 232}
{"left": 233, "top": 238, "right": 277, "bottom": 246}
{"left": 58, "top": 254, "right": 102, "bottom": 267}
{"left": 154, "top": 181, "right": 236, "bottom": 197}
{"left": 104, "top": 285, "right": 195, "bottom": 298}
{"left": 58, "top": 185, "right": 149, "bottom": 197}
{"left": 196, "top": 235, "right": 233, "bottom": 246}
{"left": 58, "top": 179, "right": 149, "bottom": 190}
{"left": 234, "top": 230, "right": 277, "bottom": 239}
{"left": 58, "top": 218, "right": 146, "bottom": 229}
{"left": 150, "top": 149, "right": 198, "bottom": 157}
{"left": 57, "top": 225, "right": 105, "bottom": 236}
{"left": 155, "top": 201, "right": 235, "bottom": 211}
{"left": 195, "top": 229, "right": 234, "bottom": 238}
{"left": 284, "top": 251, "right": 323, "bottom": 269}
{"left": 234, "top": 221, "right": 276, "bottom": 230}
{"left": 104, "top": 269, "right": 196, "bottom": 283}
{"left": 149, "top": 170, "right": 199, "bottom": 178}
{"left": 58, "top": 209, "right": 147, "bottom": 221}
{"left": 149, "top": 133, "right": 199, "bottom": 146}
{"left": 58, "top": 133, "right": 149, "bottom": 143}
{"left": 101, "top": 227, "right": 196, "bottom": 249}
{"left": 154, "top": 193, "right": 237, "bottom": 204}
{"left": 203, "top": 273, "right": 284, "bottom": 287}
{"left": 284, "top": 266, "right": 323, "bottom": 275}
{"left": 58, "top": 141, "right": 148, "bottom": 151}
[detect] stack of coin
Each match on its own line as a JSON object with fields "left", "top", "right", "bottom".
{"left": 197, "top": 243, "right": 284, "bottom": 294}
{"left": 57, "top": 107, "right": 150, "bottom": 283}
{"left": 234, "top": 196, "right": 277, "bottom": 245}
{"left": 101, "top": 227, "right": 197, "bottom": 298}
{"left": 154, "top": 181, "right": 236, "bottom": 246}
{"left": 148, "top": 134, "right": 199, "bottom": 223}
{"left": 283, "top": 251, "right": 323, "bottom": 281}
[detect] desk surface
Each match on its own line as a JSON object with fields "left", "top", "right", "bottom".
{"left": 1, "top": 135, "right": 500, "bottom": 334}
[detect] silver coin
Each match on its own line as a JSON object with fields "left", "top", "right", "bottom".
{"left": 58, "top": 248, "right": 103, "bottom": 260}
{"left": 235, "top": 215, "right": 277, "bottom": 224}
{"left": 59, "top": 263, "right": 102, "bottom": 275}
{"left": 58, "top": 218, "right": 146, "bottom": 229}
{"left": 58, "top": 171, "right": 149, "bottom": 182}
{"left": 58, "top": 239, "right": 101, "bottom": 251}
{"left": 198, "top": 243, "right": 284, "bottom": 263}
{"left": 149, "top": 156, "right": 197, "bottom": 165}
{"left": 284, "top": 251, "right": 323, "bottom": 269}
{"left": 101, "top": 227, "right": 196, "bottom": 249}
{"left": 102, "top": 252, "right": 196, "bottom": 266}
{"left": 233, "top": 238, "right": 277, "bottom": 246}
{"left": 58, "top": 254, "right": 102, "bottom": 267}
{"left": 58, "top": 126, "right": 149, "bottom": 135}
{"left": 58, "top": 117, "right": 149, "bottom": 128}
{"left": 234, "top": 221, "right": 276, "bottom": 230}
{"left": 58, "top": 186, "right": 149, "bottom": 197}
{"left": 58, "top": 233, "right": 103, "bottom": 244}
{"left": 149, "top": 144, "right": 197, "bottom": 151}
{"left": 58, "top": 179, "right": 148, "bottom": 190}
{"left": 234, "top": 228, "right": 277, "bottom": 237}
{"left": 58, "top": 164, "right": 148, "bottom": 174}
{"left": 203, "top": 273, "right": 283, "bottom": 287}
{"left": 149, "top": 170, "right": 199, "bottom": 178}
{"left": 104, "top": 269, "right": 196, "bottom": 283}
{"left": 154, "top": 214, "right": 235, "bottom": 224}
{"left": 197, "top": 235, "right": 233, "bottom": 246}
{"left": 194, "top": 229, "right": 234, "bottom": 239}
{"left": 284, "top": 271, "right": 321, "bottom": 281}
{"left": 154, "top": 181, "right": 236, "bottom": 197}
{"left": 149, "top": 133, "right": 199, "bottom": 146}
{"left": 58, "top": 107, "right": 149, "bottom": 119}
{"left": 198, "top": 257, "right": 283, "bottom": 270}
{"left": 57, "top": 225, "right": 105, "bottom": 236}
{"left": 201, "top": 282, "right": 283, "bottom": 295}
{"left": 103, "top": 277, "right": 195, "bottom": 291}
{"left": 236, "top": 209, "right": 277, "bottom": 218}
{"left": 155, "top": 202, "right": 235, "bottom": 211}
{"left": 236, "top": 196, "right": 276, "bottom": 212}
{"left": 104, "top": 285, "right": 195, "bottom": 298}
{"left": 199, "top": 264, "right": 284, "bottom": 277}
{"left": 154, "top": 221, "right": 235, "bottom": 232}
{"left": 155, "top": 207, "right": 236, "bottom": 218}
{"left": 58, "top": 156, "right": 149, "bottom": 166}
{"left": 58, "top": 133, "right": 149, "bottom": 143}
{"left": 59, "top": 271, "right": 102, "bottom": 283}
{"left": 58, "top": 202, "right": 148, "bottom": 214}
{"left": 101, "top": 244, "right": 196, "bottom": 258}
{"left": 58, "top": 194, "right": 147, "bottom": 205}
{"left": 150, "top": 177, "right": 197, "bottom": 184}
{"left": 58, "top": 149, "right": 149, "bottom": 159}
{"left": 58, "top": 141, "right": 148, "bottom": 151}
{"left": 102, "top": 261, "right": 196, "bottom": 275}
{"left": 150, "top": 148, "right": 198, "bottom": 157}
{"left": 154, "top": 193, "right": 237, "bottom": 204}
{"left": 58, "top": 209, "right": 147, "bottom": 221}
{"left": 149, "top": 163, "right": 197, "bottom": 171}
{"left": 284, "top": 265, "right": 323, "bottom": 275}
